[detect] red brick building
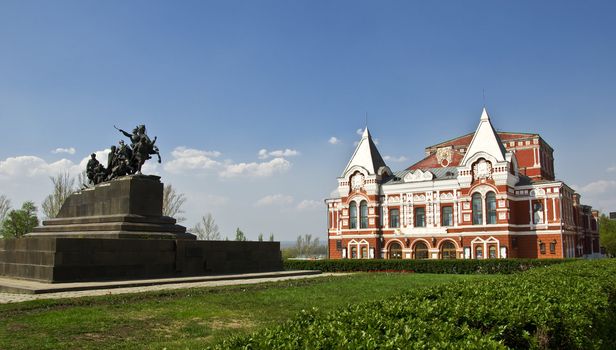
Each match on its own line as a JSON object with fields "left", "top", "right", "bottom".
{"left": 326, "top": 108, "right": 600, "bottom": 259}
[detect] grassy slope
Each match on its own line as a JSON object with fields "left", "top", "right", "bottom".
{"left": 0, "top": 273, "right": 492, "bottom": 349}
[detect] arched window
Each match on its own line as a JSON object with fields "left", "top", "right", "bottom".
{"left": 486, "top": 192, "right": 497, "bottom": 224}
{"left": 475, "top": 245, "right": 483, "bottom": 259}
{"left": 414, "top": 242, "right": 429, "bottom": 259}
{"left": 472, "top": 193, "right": 483, "bottom": 225}
{"left": 349, "top": 202, "right": 357, "bottom": 229}
{"left": 361, "top": 246, "right": 368, "bottom": 259}
{"left": 389, "top": 242, "right": 402, "bottom": 259}
{"left": 360, "top": 201, "right": 368, "bottom": 228}
{"left": 489, "top": 245, "right": 497, "bottom": 259}
{"left": 351, "top": 246, "right": 358, "bottom": 259}
{"left": 415, "top": 207, "right": 425, "bottom": 227}
{"left": 441, "top": 241, "right": 457, "bottom": 259}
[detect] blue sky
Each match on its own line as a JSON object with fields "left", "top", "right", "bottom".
{"left": 1, "top": 1, "right": 615, "bottom": 240}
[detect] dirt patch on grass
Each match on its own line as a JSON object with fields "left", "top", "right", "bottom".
{"left": 209, "top": 317, "right": 255, "bottom": 330}
{"left": 7, "top": 323, "right": 28, "bottom": 332}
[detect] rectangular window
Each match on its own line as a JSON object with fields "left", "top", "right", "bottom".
{"left": 550, "top": 241, "right": 556, "bottom": 254}
{"left": 336, "top": 240, "right": 342, "bottom": 251}
{"left": 415, "top": 207, "right": 425, "bottom": 227}
{"left": 441, "top": 206, "right": 453, "bottom": 226}
{"left": 539, "top": 242, "right": 546, "bottom": 254}
{"left": 389, "top": 209, "right": 400, "bottom": 228}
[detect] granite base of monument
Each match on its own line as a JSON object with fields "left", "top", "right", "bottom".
{"left": 0, "top": 175, "right": 282, "bottom": 283}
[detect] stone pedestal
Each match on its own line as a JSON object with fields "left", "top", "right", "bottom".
{"left": 27, "top": 175, "right": 192, "bottom": 240}
{"left": 0, "top": 175, "right": 282, "bottom": 282}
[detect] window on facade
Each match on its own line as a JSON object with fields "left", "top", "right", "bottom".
{"left": 389, "top": 209, "right": 400, "bottom": 228}
{"left": 442, "top": 206, "right": 453, "bottom": 226}
{"left": 360, "top": 201, "right": 368, "bottom": 228}
{"left": 361, "top": 246, "right": 368, "bottom": 259}
{"left": 441, "top": 241, "right": 457, "bottom": 259}
{"left": 475, "top": 245, "right": 483, "bottom": 259}
{"left": 415, "top": 207, "right": 425, "bottom": 227}
{"left": 539, "top": 242, "right": 546, "bottom": 254}
{"left": 389, "top": 242, "right": 402, "bottom": 259}
{"left": 486, "top": 192, "right": 497, "bottom": 224}
{"left": 550, "top": 241, "right": 556, "bottom": 254}
{"left": 349, "top": 202, "right": 357, "bottom": 229}
{"left": 472, "top": 193, "right": 483, "bottom": 225}
{"left": 351, "top": 246, "right": 357, "bottom": 259}
{"left": 533, "top": 202, "right": 544, "bottom": 224}
{"left": 489, "top": 245, "right": 497, "bottom": 258}
{"left": 336, "top": 240, "right": 342, "bottom": 251}
{"left": 414, "top": 242, "right": 429, "bottom": 259}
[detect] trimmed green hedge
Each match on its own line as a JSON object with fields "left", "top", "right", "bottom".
{"left": 284, "top": 258, "right": 572, "bottom": 274}
{"left": 214, "top": 259, "right": 616, "bottom": 349}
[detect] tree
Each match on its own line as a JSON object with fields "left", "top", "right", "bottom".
{"left": 162, "top": 184, "right": 187, "bottom": 222}
{"left": 258, "top": 233, "right": 264, "bottom": 241}
{"left": 599, "top": 214, "right": 616, "bottom": 257}
{"left": 282, "top": 234, "right": 327, "bottom": 259}
{"left": 192, "top": 213, "right": 221, "bottom": 240}
{"left": 77, "top": 170, "right": 89, "bottom": 189}
{"left": 0, "top": 195, "right": 10, "bottom": 225}
{"left": 295, "top": 234, "right": 321, "bottom": 257}
{"left": 235, "top": 227, "right": 246, "bottom": 241}
{"left": 1, "top": 201, "right": 39, "bottom": 239}
{"left": 42, "top": 172, "right": 76, "bottom": 219}
{"left": 269, "top": 233, "right": 275, "bottom": 242}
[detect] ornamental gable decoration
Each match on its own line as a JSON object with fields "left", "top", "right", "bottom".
{"left": 436, "top": 147, "right": 453, "bottom": 167}
{"left": 473, "top": 159, "right": 492, "bottom": 180}
{"left": 350, "top": 173, "right": 365, "bottom": 191}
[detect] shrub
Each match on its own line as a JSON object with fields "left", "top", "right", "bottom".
{"left": 214, "top": 259, "right": 616, "bottom": 349}
{"left": 283, "top": 258, "right": 572, "bottom": 274}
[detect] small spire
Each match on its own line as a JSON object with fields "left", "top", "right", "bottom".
{"left": 480, "top": 107, "right": 490, "bottom": 121}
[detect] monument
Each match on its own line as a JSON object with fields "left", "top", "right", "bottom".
{"left": 0, "top": 125, "right": 282, "bottom": 283}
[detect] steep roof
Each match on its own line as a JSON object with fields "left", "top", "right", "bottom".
{"left": 341, "top": 127, "right": 387, "bottom": 176}
{"left": 426, "top": 131, "right": 538, "bottom": 151}
{"left": 407, "top": 151, "right": 465, "bottom": 170}
{"left": 460, "top": 108, "right": 507, "bottom": 165}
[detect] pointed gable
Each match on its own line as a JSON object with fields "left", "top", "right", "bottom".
{"left": 460, "top": 108, "right": 507, "bottom": 165}
{"left": 341, "top": 127, "right": 387, "bottom": 176}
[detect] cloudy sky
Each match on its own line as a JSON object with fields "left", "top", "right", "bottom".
{"left": 1, "top": 1, "right": 615, "bottom": 240}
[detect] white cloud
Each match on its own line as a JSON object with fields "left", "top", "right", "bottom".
{"left": 203, "top": 194, "right": 230, "bottom": 206}
{"left": 296, "top": 199, "right": 322, "bottom": 211}
{"left": 255, "top": 194, "right": 294, "bottom": 207}
{"left": 0, "top": 156, "right": 81, "bottom": 178}
{"left": 384, "top": 155, "right": 408, "bottom": 162}
{"left": 573, "top": 179, "right": 616, "bottom": 214}
{"left": 328, "top": 137, "right": 340, "bottom": 145}
{"left": 52, "top": 147, "right": 76, "bottom": 155}
{"left": 164, "top": 147, "right": 222, "bottom": 174}
{"left": 220, "top": 157, "right": 291, "bottom": 178}
{"left": 163, "top": 146, "right": 294, "bottom": 179}
{"left": 607, "top": 165, "right": 616, "bottom": 173}
{"left": 576, "top": 180, "right": 616, "bottom": 196}
{"left": 356, "top": 128, "right": 363, "bottom": 136}
{"left": 258, "top": 148, "right": 299, "bottom": 160}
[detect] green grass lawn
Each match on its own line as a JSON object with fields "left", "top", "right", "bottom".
{"left": 0, "top": 273, "right": 493, "bottom": 349}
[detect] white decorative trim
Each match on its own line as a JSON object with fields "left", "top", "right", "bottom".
{"left": 404, "top": 169, "right": 434, "bottom": 182}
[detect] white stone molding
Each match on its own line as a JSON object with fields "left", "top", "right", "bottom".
{"left": 404, "top": 169, "right": 434, "bottom": 182}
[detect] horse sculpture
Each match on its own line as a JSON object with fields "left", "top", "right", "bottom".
{"left": 85, "top": 124, "right": 162, "bottom": 186}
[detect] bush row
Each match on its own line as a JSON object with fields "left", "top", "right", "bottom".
{"left": 283, "top": 258, "right": 572, "bottom": 274}
{"left": 214, "top": 259, "right": 616, "bottom": 349}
